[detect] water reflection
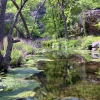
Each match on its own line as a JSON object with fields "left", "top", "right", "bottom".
{"left": 91, "top": 52, "right": 99, "bottom": 59}
{"left": 35, "top": 50, "right": 100, "bottom": 100}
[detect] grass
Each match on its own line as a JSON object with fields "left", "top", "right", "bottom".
{"left": 41, "top": 36, "right": 100, "bottom": 50}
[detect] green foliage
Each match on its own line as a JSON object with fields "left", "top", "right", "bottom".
{"left": 1, "top": 38, "right": 34, "bottom": 67}
{"left": 6, "top": 0, "right": 100, "bottom": 39}
{"left": 6, "top": 0, "right": 42, "bottom": 39}
{"left": 80, "top": 36, "right": 100, "bottom": 49}
{"left": 94, "top": 22, "right": 100, "bottom": 29}
{"left": 11, "top": 42, "right": 33, "bottom": 67}
{"left": 42, "top": 38, "right": 81, "bottom": 50}
{"left": 42, "top": 39, "right": 57, "bottom": 47}
{"left": 31, "top": 24, "right": 41, "bottom": 39}
{"left": 75, "top": 82, "right": 100, "bottom": 100}
{"left": 78, "top": 0, "right": 100, "bottom": 10}
{"left": 10, "top": 49, "right": 22, "bottom": 67}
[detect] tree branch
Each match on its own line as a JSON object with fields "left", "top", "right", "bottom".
{"left": 62, "top": 0, "right": 64, "bottom": 6}
{"left": 14, "top": 25, "right": 25, "bottom": 38}
{"left": 11, "top": 0, "right": 30, "bottom": 38}
{"left": 35, "top": 0, "right": 46, "bottom": 22}
{"left": 58, "top": 0, "right": 69, "bottom": 8}
{"left": 58, "top": 0, "right": 62, "bottom": 7}
{"left": 63, "top": 1, "right": 69, "bottom": 8}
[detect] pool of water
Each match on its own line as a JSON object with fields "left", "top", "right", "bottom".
{"left": 34, "top": 49, "right": 100, "bottom": 100}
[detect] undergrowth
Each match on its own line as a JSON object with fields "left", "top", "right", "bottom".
{"left": 1, "top": 38, "right": 34, "bottom": 67}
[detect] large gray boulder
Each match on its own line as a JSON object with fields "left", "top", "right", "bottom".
{"left": 88, "top": 40, "right": 100, "bottom": 51}
{"left": 31, "top": 2, "right": 46, "bottom": 34}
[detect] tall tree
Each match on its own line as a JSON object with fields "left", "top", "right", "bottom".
{"left": 0, "top": 0, "right": 28, "bottom": 71}
{"left": 0, "top": 0, "right": 8, "bottom": 50}
{"left": 58, "top": 0, "right": 69, "bottom": 39}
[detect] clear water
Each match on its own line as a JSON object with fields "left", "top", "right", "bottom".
{"left": 34, "top": 49, "right": 100, "bottom": 100}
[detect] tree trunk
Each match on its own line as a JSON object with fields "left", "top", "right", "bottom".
{"left": 3, "top": 0, "right": 28, "bottom": 70}
{"left": 15, "top": 25, "right": 25, "bottom": 38}
{"left": 61, "top": 7, "right": 69, "bottom": 40}
{"left": 58, "top": 0, "right": 69, "bottom": 40}
{"left": 0, "top": 0, "right": 7, "bottom": 50}
{"left": 0, "top": 0, "right": 7, "bottom": 71}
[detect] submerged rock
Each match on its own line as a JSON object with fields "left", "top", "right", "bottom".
{"left": 55, "top": 97, "right": 84, "bottom": 100}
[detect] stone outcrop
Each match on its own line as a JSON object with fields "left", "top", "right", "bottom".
{"left": 88, "top": 40, "right": 100, "bottom": 51}
{"left": 85, "top": 8, "right": 100, "bottom": 35}
{"left": 5, "top": 13, "right": 14, "bottom": 23}
{"left": 31, "top": 2, "right": 46, "bottom": 34}
{"left": 71, "top": 8, "right": 100, "bottom": 36}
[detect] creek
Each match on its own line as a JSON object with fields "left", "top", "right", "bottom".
{"left": 34, "top": 48, "right": 100, "bottom": 100}
{"left": 1, "top": 47, "right": 100, "bottom": 100}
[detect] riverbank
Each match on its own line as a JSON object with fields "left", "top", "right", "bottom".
{"left": 1, "top": 36, "right": 100, "bottom": 100}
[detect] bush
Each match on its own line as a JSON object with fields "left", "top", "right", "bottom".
{"left": 10, "top": 49, "right": 23, "bottom": 67}
{"left": 1, "top": 38, "right": 34, "bottom": 67}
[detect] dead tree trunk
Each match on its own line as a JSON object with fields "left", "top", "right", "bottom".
{"left": 3, "top": 0, "right": 28, "bottom": 70}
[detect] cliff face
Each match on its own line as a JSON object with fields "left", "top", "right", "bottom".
{"left": 31, "top": 3, "right": 46, "bottom": 34}
{"left": 70, "top": 9, "right": 100, "bottom": 36}
{"left": 85, "top": 8, "right": 100, "bottom": 35}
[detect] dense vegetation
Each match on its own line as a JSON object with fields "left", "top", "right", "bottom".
{"left": 1, "top": 0, "right": 100, "bottom": 100}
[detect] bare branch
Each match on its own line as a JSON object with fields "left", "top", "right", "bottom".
{"left": 35, "top": 0, "right": 46, "bottom": 22}
{"left": 11, "top": 0, "right": 30, "bottom": 37}
{"left": 62, "top": 0, "right": 64, "bottom": 6}
{"left": 64, "top": 1, "right": 69, "bottom": 8}
{"left": 14, "top": 25, "right": 25, "bottom": 38}
{"left": 58, "top": 0, "right": 62, "bottom": 7}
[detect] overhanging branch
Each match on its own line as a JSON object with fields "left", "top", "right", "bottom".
{"left": 11, "top": 0, "right": 30, "bottom": 38}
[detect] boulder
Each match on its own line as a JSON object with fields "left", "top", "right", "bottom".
{"left": 85, "top": 9, "right": 100, "bottom": 35}
{"left": 77, "top": 8, "right": 100, "bottom": 35}
{"left": 88, "top": 40, "right": 100, "bottom": 51}
{"left": 31, "top": 2, "right": 46, "bottom": 34}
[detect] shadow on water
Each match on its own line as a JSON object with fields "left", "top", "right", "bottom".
{"left": 34, "top": 50, "right": 100, "bottom": 100}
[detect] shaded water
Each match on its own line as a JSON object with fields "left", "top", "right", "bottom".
{"left": 34, "top": 50, "right": 100, "bottom": 100}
